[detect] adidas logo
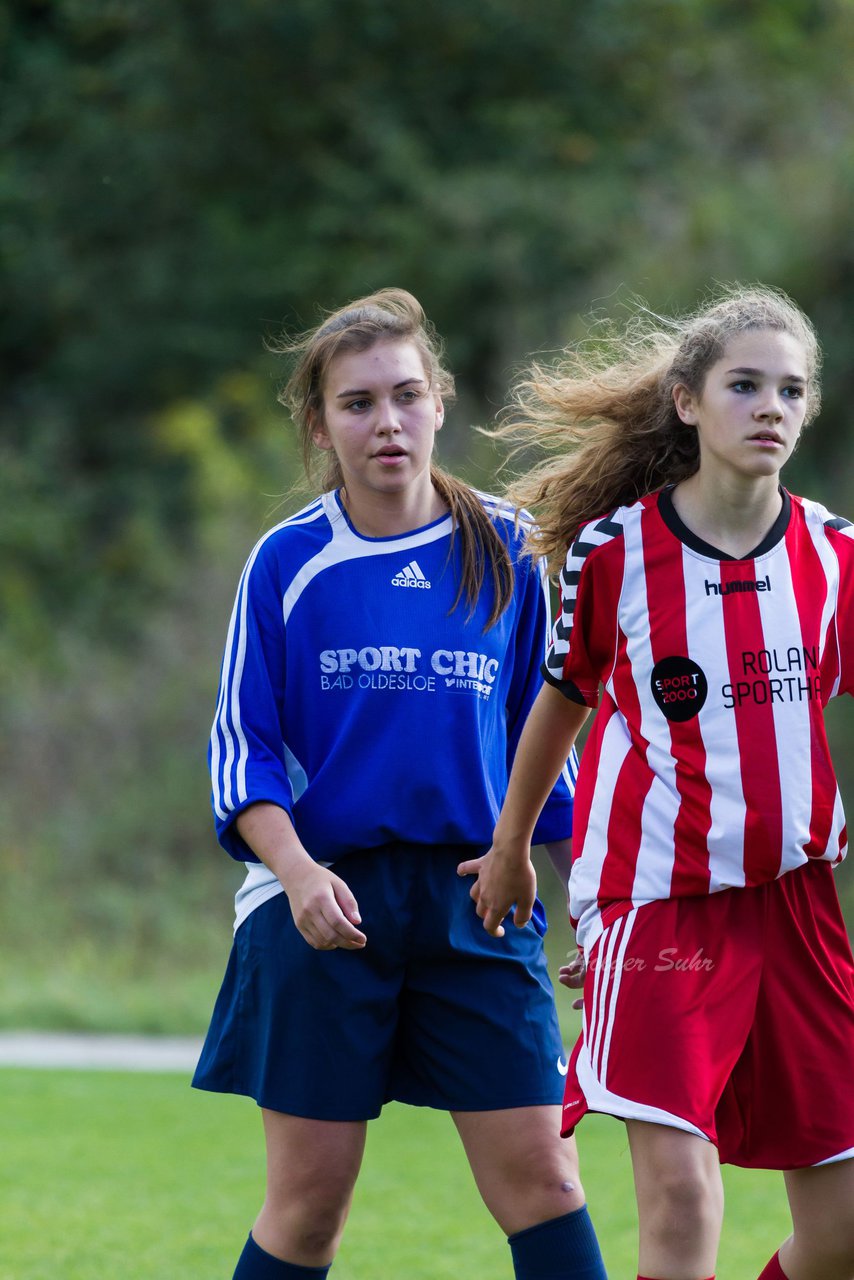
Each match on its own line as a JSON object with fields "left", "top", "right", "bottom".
{"left": 391, "top": 560, "right": 431, "bottom": 589}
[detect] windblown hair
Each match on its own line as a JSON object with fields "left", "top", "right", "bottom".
{"left": 271, "top": 287, "right": 514, "bottom": 627}
{"left": 498, "top": 284, "right": 822, "bottom": 576}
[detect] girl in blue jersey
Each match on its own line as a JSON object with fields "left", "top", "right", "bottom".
{"left": 193, "top": 289, "right": 606, "bottom": 1280}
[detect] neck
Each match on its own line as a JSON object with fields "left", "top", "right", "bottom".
{"left": 339, "top": 482, "right": 448, "bottom": 538}
{"left": 671, "top": 472, "right": 783, "bottom": 558}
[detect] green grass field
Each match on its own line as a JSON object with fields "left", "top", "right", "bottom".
{"left": 3, "top": 1067, "right": 794, "bottom": 1279}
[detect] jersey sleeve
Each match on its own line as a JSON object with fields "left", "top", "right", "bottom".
{"left": 208, "top": 538, "right": 294, "bottom": 861}
{"left": 542, "top": 517, "right": 621, "bottom": 707}
{"left": 505, "top": 544, "right": 575, "bottom": 844}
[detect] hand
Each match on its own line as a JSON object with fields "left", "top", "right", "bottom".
{"left": 558, "top": 949, "right": 586, "bottom": 1010}
{"left": 282, "top": 861, "right": 367, "bottom": 951}
{"left": 457, "top": 844, "right": 537, "bottom": 938}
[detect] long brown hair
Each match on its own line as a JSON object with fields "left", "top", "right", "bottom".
{"left": 498, "top": 284, "right": 822, "bottom": 576}
{"left": 271, "top": 288, "right": 514, "bottom": 627}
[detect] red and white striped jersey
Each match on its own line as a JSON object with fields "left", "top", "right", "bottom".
{"left": 543, "top": 487, "right": 854, "bottom": 952}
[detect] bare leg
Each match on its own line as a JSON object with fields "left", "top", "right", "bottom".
{"left": 452, "top": 1105, "right": 586, "bottom": 1235}
{"left": 779, "top": 1158, "right": 854, "bottom": 1280}
{"left": 626, "top": 1120, "right": 723, "bottom": 1280}
{"left": 252, "top": 1110, "right": 367, "bottom": 1266}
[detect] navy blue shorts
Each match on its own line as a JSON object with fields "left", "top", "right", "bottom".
{"left": 192, "top": 844, "right": 567, "bottom": 1120}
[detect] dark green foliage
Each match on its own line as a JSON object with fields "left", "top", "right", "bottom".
{"left": 2, "top": 2, "right": 852, "bottom": 1022}
{"left": 4, "top": 0, "right": 854, "bottom": 639}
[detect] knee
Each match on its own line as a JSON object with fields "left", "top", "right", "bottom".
{"left": 488, "top": 1142, "right": 587, "bottom": 1234}
{"left": 262, "top": 1173, "right": 353, "bottom": 1259}
{"left": 259, "top": 1196, "right": 348, "bottom": 1261}
{"left": 523, "top": 1157, "right": 587, "bottom": 1216}
{"left": 519, "top": 1138, "right": 582, "bottom": 1191}
{"left": 283, "top": 1213, "right": 346, "bottom": 1260}
{"left": 644, "top": 1165, "right": 723, "bottom": 1247}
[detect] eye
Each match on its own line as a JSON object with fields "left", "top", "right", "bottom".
{"left": 397, "top": 389, "right": 420, "bottom": 403}
{"left": 782, "top": 385, "right": 804, "bottom": 399}
{"left": 730, "top": 380, "right": 755, "bottom": 393}
{"left": 345, "top": 398, "right": 372, "bottom": 412}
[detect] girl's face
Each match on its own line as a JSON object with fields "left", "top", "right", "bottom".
{"left": 674, "top": 329, "right": 809, "bottom": 485}
{"left": 312, "top": 338, "right": 444, "bottom": 515}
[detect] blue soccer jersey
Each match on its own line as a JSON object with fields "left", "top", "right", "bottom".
{"left": 209, "top": 488, "right": 575, "bottom": 922}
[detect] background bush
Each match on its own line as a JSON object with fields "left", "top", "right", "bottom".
{"left": 2, "top": 0, "right": 852, "bottom": 1029}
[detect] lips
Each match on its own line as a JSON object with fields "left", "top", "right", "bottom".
{"left": 750, "top": 430, "right": 783, "bottom": 444}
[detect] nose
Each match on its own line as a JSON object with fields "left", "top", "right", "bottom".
{"left": 374, "top": 397, "right": 401, "bottom": 434}
{"left": 754, "top": 393, "right": 783, "bottom": 423}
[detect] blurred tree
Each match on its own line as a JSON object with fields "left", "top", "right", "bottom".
{"left": 3, "top": 0, "right": 854, "bottom": 1019}
{"left": 3, "top": 0, "right": 854, "bottom": 648}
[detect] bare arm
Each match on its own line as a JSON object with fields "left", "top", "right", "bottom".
{"left": 458, "top": 683, "right": 590, "bottom": 936}
{"left": 541, "top": 838, "right": 573, "bottom": 886}
{"left": 236, "top": 802, "right": 366, "bottom": 950}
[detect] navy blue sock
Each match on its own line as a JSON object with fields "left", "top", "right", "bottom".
{"left": 508, "top": 1205, "right": 607, "bottom": 1279}
{"left": 232, "top": 1232, "right": 331, "bottom": 1279}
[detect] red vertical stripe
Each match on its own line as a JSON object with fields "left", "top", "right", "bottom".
{"left": 571, "top": 530, "right": 650, "bottom": 913}
{"left": 722, "top": 562, "right": 783, "bottom": 884}
{"left": 643, "top": 504, "right": 714, "bottom": 895}
{"left": 785, "top": 508, "right": 835, "bottom": 858}
{"left": 570, "top": 698, "right": 610, "bottom": 886}
{"left": 599, "top": 639, "right": 654, "bottom": 907}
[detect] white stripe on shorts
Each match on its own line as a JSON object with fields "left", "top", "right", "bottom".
{"left": 580, "top": 907, "right": 708, "bottom": 1140}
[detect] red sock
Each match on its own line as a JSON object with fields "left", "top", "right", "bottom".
{"left": 757, "top": 1253, "right": 786, "bottom": 1279}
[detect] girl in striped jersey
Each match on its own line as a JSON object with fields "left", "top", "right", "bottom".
{"left": 460, "top": 286, "right": 854, "bottom": 1280}
{"left": 194, "top": 290, "right": 606, "bottom": 1280}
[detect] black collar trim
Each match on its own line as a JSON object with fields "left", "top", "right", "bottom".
{"left": 657, "top": 486, "right": 791, "bottom": 561}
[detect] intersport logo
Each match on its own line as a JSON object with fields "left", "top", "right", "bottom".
{"left": 391, "top": 560, "right": 431, "bottom": 589}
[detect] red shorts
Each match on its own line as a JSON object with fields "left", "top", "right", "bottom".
{"left": 562, "top": 860, "right": 854, "bottom": 1169}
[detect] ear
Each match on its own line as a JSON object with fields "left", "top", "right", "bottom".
{"left": 672, "top": 383, "right": 699, "bottom": 426}
{"left": 434, "top": 396, "right": 445, "bottom": 432}
{"left": 309, "top": 410, "right": 333, "bottom": 451}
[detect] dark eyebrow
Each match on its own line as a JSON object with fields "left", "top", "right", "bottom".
{"left": 726, "top": 366, "right": 806, "bottom": 383}
{"left": 335, "top": 378, "right": 426, "bottom": 399}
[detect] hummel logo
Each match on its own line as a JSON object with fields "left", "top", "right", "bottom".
{"left": 704, "top": 575, "right": 770, "bottom": 596}
{"left": 391, "top": 560, "right": 431, "bottom": 589}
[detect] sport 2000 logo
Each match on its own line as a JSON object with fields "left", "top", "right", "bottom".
{"left": 650, "top": 656, "right": 708, "bottom": 722}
